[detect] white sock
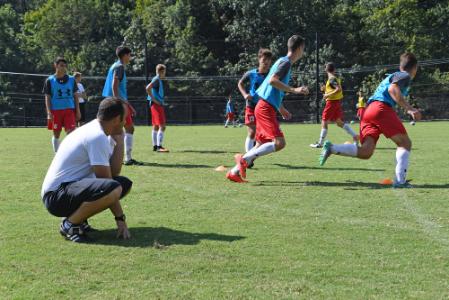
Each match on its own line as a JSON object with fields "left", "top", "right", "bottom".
{"left": 318, "top": 128, "right": 327, "bottom": 144}
{"left": 124, "top": 133, "right": 133, "bottom": 161}
{"left": 395, "top": 148, "right": 410, "bottom": 184}
{"left": 245, "top": 137, "right": 255, "bottom": 152}
{"left": 225, "top": 119, "right": 230, "bottom": 126}
{"left": 330, "top": 143, "right": 358, "bottom": 157}
{"left": 342, "top": 123, "right": 357, "bottom": 138}
{"left": 152, "top": 130, "right": 157, "bottom": 146}
{"left": 52, "top": 137, "right": 60, "bottom": 153}
{"left": 157, "top": 130, "right": 164, "bottom": 147}
{"left": 243, "top": 142, "right": 276, "bottom": 163}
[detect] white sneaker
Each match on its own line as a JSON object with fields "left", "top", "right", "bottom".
{"left": 310, "top": 142, "right": 322, "bottom": 148}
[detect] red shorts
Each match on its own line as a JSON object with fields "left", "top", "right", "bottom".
{"left": 322, "top": 100, "right": 344, "bottom": 121}
{"left": 226, "top": 112, "right": 235, "bottom": 121}
{"left": 151, "top": 102, "right": 166, "bottom": 126}
{"left": 360, "top": 101, "right": 407, "bottom": 144}
{"left": 124, "top": 102, "right": 134, "bottom": 126}
{"left": 357, "top": 107, "right": 365, "bottom": 120}
{"left": 47, "top": 109, "right": 76, "bottom": 132}
{"left": 245, "top": 106, "right": 256, "bottom": 125}
{"left": 255, "top": 99, "right": 284, "bottom": 144}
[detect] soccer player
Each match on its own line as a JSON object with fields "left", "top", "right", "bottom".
{"left": 319, "top": 53, "right": 422, "bottom": 188}
{"left": 146, "top": 64, "right": 169, "bottom": 152}
{"left": 41, "top": 98, "right": 133, "bottom": 242}
{"left": 102, "top": 46, "right": 142, "bottom": 165}
{"left": 74, "top": 72, "right": 87, "bottom": 126}
{"left": 43, "top": 57, "right": 80, "bottom": 153}
{"left": 356, "top": 90, "right": 366, "bottom": 121}
{"left": 227, "top": 35, "right": 309, "bottom": 183}
{"left": 237, "top": 48, "right": 273, "bottom": 153}
{"left": 310, "top": 63, "right": 359, "bottom": 148}
{"left": 224, "top": 96, "right": 237, "bottom": 128}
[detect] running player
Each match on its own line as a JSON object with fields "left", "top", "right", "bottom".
{"left": 319, "top": 53, "right": 421, "bottom": 188}
{"left": 227, "top": 35, "right": 309, "bottom": 183}
{"left": 102, "top": 46, "right": 142, "bottom": 165}
{"left": 146, "top": 64, "right": 169, "bottom": 152}
{"left": 237, "top": 48, "right": 273, "bottom": 153}
{"left": 310, "top": 63, "right": 359, "bottom": 148}
{"left": 224, "top": 96, "right": 237, "bottom": 128}
{"left": 43, "top": 57, "right": 80, "bottom": 153}
{"left": 356, "top": 90, "right": 366, "bottom": 121}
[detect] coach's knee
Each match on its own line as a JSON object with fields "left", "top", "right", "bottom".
{"left": 106, "top": 186, "right": 122, "bottom": 204}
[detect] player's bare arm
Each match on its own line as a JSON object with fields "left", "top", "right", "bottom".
{"left": 45, "top": 94, "right": 52, "bottom": 120}
{"left": 388, "top": 83, "right": 421, "bottom": 121}
{"left": 279, "top": 104, "right": 292, "bottom": 120}
{"left": 112, "top": 76, "right": 120, "bottom": 98}
{"left": 146, "top": 82, "right": 161, "bottom": 106}
{"left": 238, "top": 79, "right": 252, "bottom": 100}
{"left": 110, "top": 132, "right": 125, "bottom": 177}
{"left": 269, "top": 75, "right": 309, "bottom": 95}
{"left": 74, "top": 91, "right": 81, "bottom": 121}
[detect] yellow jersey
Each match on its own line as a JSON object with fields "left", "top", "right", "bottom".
{"left": 325, "top": 76, "right": 343, "bottom": 101}
{"left": 356, "top": 96, "right": 366, "bottom": 108}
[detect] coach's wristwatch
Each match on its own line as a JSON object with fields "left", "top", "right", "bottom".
{"left": 115, "top": 214, "right": 126, "bottom": 222}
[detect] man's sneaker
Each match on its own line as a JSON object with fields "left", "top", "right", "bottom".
{"left": 392, "top": 181, "right": 413, "bottom": 189}
{"left": 319, "top": 140, "right": 333, "bottom": 166}
{"left": 234, "top": 153, "right": 248, "bottom": 179}
{"left": 81, "top": 220, "right": 97, "bottom": 233}
{"left": 157, "top": 146, "right": 170, "bottom": 153}
{"left": 60, "top": 221, "right": 87, "bottom": 243}
{"left": 226, "top": 171, "right": 247, "bottom": 183}
{"left": 310, "top": 142, "right": 323, "bottom": 148}
{"left": 123, "top": 159, "right": 144, "bottom": 166}
{"left": 153, "top": 145, "right": 158, "bottom": 152}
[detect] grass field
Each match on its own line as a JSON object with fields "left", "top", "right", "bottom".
{"left": 1, "top": 122, "right": 449, "bottom": 299}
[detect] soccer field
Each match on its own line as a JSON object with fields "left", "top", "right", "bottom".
{"left": 1, "top": 122, "right": 449, "bottom": 299}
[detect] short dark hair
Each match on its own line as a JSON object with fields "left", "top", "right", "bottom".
{"left": 287, "top": 35, "right": 305, "bottom": 52}
{"left": 116, "top": 46, "right": 132, "bottom": 59}
{"left": 54, "top": 57, "right": 67, "bottom": 65}
{"left": 325, "top": 62, "right": 336, "bottom": 73}
{"left": 258, "top": 48, "right": 273, "bottom": 59}
{"left": 97, "top": 97, "right": 125, "bottom": 121}
{"left": 156, "top": 64, "right": 166, "bottom": 73}
{"left": 400, "top": 52, "right": 417, "bottom": 72}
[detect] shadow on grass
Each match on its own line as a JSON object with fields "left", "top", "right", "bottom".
{"left": 141, "top": 162, "right": 212, "bottom": 169}
{"left": 178, "top": 150, "right": 234, "bottom": 154}
{"left": 273, "top": 163, "right": 385, "bottom": 172}
{"left": 88, "top": 226, "right": 245, "bottom": 248}
{"left": 252, "top": 180, "right": 449, "bottom": 190}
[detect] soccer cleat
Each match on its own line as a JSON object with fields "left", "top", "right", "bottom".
{"left": 81, "top": 220, "right": 97, "bottom": 233}
{"left": 310, "top": 142, "right": 323, "bottom": 148}
{"left": 392, "top": 181, "right": 413, "bottom": 189}
{"left": 153, "top": 145, "right": 158, "bottom": 152}
{"left": 157, "top": 146, "right": 170, "bottom": 153}
{"left": 60, "top": 220, "right": 88, "bottom": 243}
{"left": 319, "top": 140, "right": 333, "bottom": 166}
{"left": 234, "top": 153, "right": 248, "bottom": 179}
{"left": 247, "top": 161, "right": 255, "bottom": 169}
{"left": 123, "top": 159, "right": 144, "bottom": 166}
{"left": 226, "top": 171, "right": 247, "bottom": 183}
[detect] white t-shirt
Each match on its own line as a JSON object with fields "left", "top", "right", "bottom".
{"left": 41, "top": 119, "right": 116, "bottom": 197}
{"left": 77, "top": 83, "right": 85, "bottom": 103}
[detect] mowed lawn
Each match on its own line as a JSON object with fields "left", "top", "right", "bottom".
{"left": 1, "top": 122, "right": 449, "bottom": 299}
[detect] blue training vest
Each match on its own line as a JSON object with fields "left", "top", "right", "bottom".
{"left": 247, "top": 69, "right": 266, "bottom": 107}
{"left": 49, "top": 75, "right": 75, "bottom": 110}
{"left": 368, "top": 72, "right": 411, "bottom": 107}
{"left": 102, "top": 60, "right": 127, "bottom": 101}
{"left": 256, "top": 56, "right": 292, "bottom": 110}
{"left": 147, "top": 76, "right": 164, "bottom": 104}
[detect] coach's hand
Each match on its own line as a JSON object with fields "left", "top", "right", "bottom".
{"left": 408, "top": 109, "right": 422, "bottom": 121}
{"left": 116, "top": 220, "right": 131, "bottom": 239}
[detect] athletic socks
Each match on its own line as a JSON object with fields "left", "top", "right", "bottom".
{"left": 395, "top": 148, "right": 410, "bottom": 184}
{"left": 243, "top": 142, "right": 276, "bottom": 163}
{"left": 157, "top": 130, "right": 164, "bottom": 147}
{"left": 52, "top": 137, "right": 60, "bottom": 153}
{"left": 331, "top": 143, "right": 358, "bottom": 157}
{"left": 152, "top": 130, "right": 157, "bottom": 146}
{"left": 318, "top": 128, "right": 327, "bottom": 145}
{"left": 245, "top": 137, "right": 255, "bottom": 152}
{"left": 124, "top": 133, "right": 133, "bottom": 162}
{"left": 342, "top": 123, "right": 357, "bottom": 138}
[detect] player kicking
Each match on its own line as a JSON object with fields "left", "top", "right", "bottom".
{"left": 146, "top": 64, "right": 169, "bottom": 152}
{"left": 237, "top": 48, "right": 273, "bottom": 154}
{"left": 102, "top": 46, "right": 143, "bottom": 165}
{"left": 310, "top": 63, "right": 358, "bottom": 148}
{"left": 319, "top": 53, "right": 421, "bottom": 188}
{"left": 43, "top": 57, "right": 80, "bottom": 153}
{"left": 227, "top": 35, "right": 309, "bottom": 183}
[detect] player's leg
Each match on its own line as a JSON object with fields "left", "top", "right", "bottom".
{"left": 152, "top": 125, "right": 159, "bottom": 151}
{"left": 52, "top": 130, "right": 62, "bottom": 153}
{"left": 390, "top": 133, "right": 412, "bottom": 187}
{"left": 245, "top": 125, "right": 256, "bottom": 152}
{"left": 157, "top": 124, "right": 169, "bottom": 152}
{"left": 337, "top": 118, "right": 358, "bottom": 143}
{"left": 124, "top": 123, "right": 135, "bottom": 162}
{"left": 312, "top": 120, "right": 328, "bottom": 148}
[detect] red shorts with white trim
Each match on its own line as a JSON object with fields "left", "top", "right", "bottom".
{"left": 322, "top": 100, "right": 344, "bottom": 121}
{"left": 226, "top": 112, "right": 235, "bottom": 121}
{"left": 357, "top": 107, "right": 365, "bottom": 120}
{"left": 255, "top": 99, "right": 284, "bottom": 144}
{"left": 124, "top": 102, "right": 134, "bottom": 126}
{"left": 47, "top": 109, "right": 76, "bottom": 132}
{"left": 245, "top": 106, "right": 256, "bottom": 125}
{"left": 151, "top": 102, "right": 166, "bottom": 126}
{"left": 360, "top": 101, "right": 407, "bottom": 144}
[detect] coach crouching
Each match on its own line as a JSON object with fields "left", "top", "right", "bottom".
{"left": 41, "top": 97, "right": 133, "bottom": 243}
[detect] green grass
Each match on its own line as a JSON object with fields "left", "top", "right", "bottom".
{"left": 1, "top": 122, "right": 449, "bottom": 299}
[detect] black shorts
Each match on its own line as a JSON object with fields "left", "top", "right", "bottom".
{"left": 42, "top": 176, "right": 132, "bottom": 217}
{"left": 79, "top": 102, "right": 86, "bottom": 122}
